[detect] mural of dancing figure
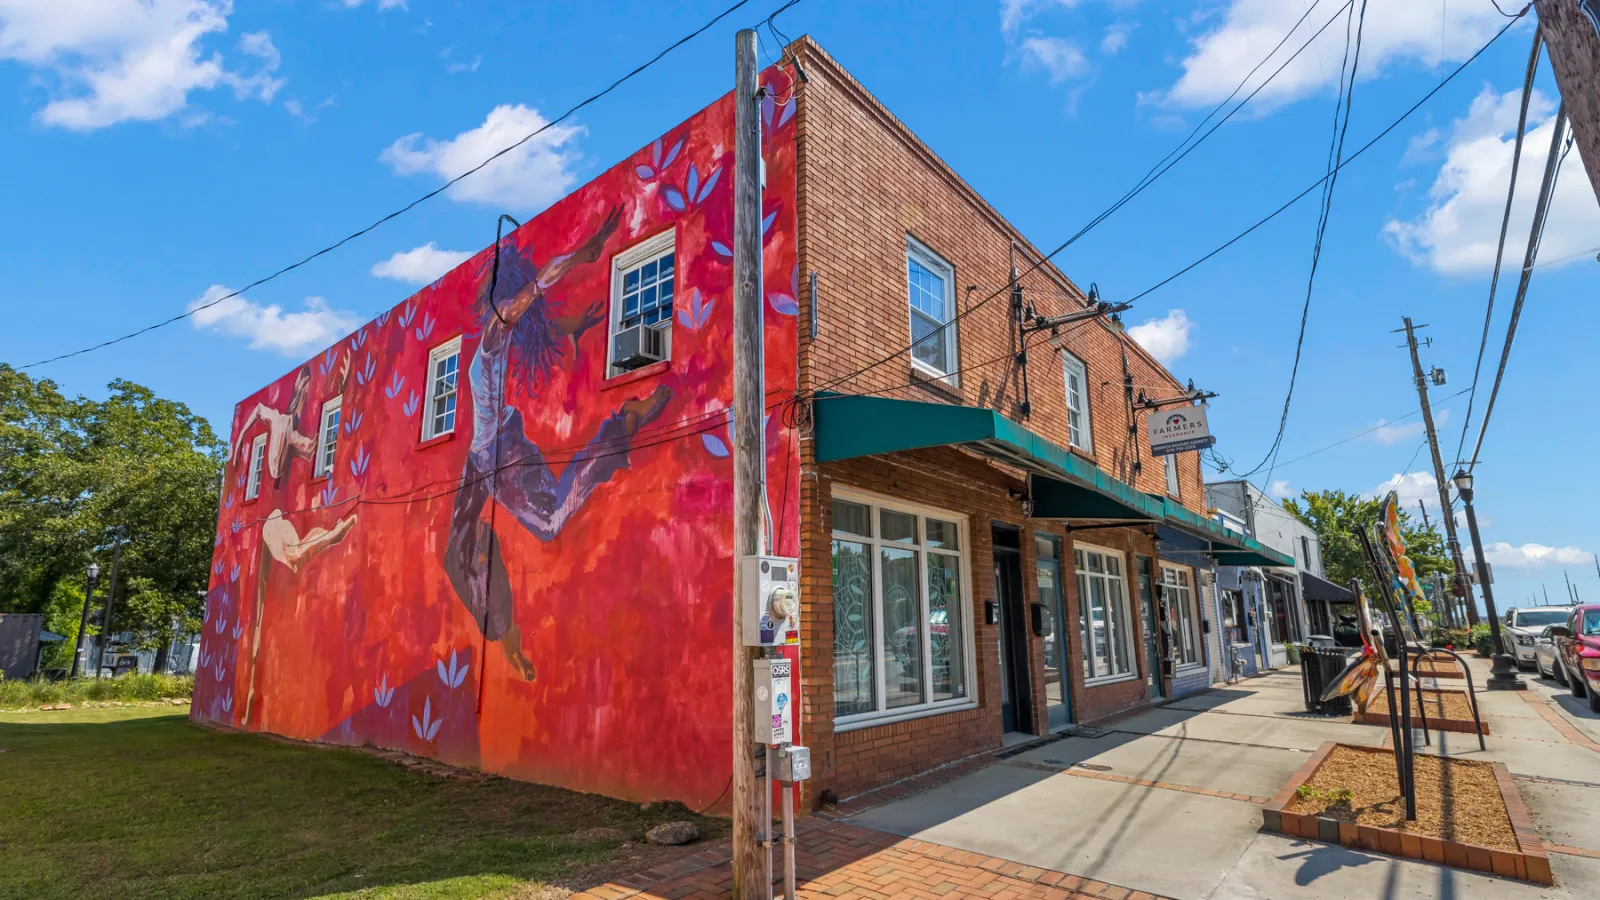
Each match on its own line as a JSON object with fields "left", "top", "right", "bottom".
{"left": 243, "top": 508, "right": 359, "bottom": 725}
{"left": 445, "top": 207, "right": 672, "bottom": 680}
{"left": 231, "top": 354, "right": 348, "bottom": 488}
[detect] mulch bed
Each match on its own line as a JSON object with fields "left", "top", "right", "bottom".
{"left": 1283, "top": 744, "right": 1516, "bottom": 851}
{"left": 1366, "top": 688, "right": 1476, "bottom": 721}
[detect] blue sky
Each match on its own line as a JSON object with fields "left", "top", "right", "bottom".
{"left": 2, "top": 0, "right": 1596, "bottom": 613}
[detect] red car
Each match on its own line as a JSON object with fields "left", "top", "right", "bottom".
{"left": 1550, "top": 604, "right": 1600, "bottom": 714}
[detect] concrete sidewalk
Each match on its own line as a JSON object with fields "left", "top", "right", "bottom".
{"left": 575, "top": 660, "right": 1600, "bottom": 899}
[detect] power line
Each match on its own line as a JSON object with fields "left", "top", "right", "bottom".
{"left": 1259, "top": 0, "right": 1370, "bottom": 487}
{"left": 1245, "top": 387, "right": 1471, "bottom": 473}
{"left": 1454, "top": 28, "right": 1543, "bottom": 468}
{"left": 807, "top": 0, "right": 1358, "bottom": 398}
{"left": 20, "top": 0, "right": 809, "bottom": 371}
{"left": 1121, "top": 7, "right": 1526, "bottom": 310}
{"left": 1466, "top": 110, "right": 1573, "bottom": 470}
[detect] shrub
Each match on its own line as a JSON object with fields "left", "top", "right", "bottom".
{"left": 1431, "top": 627, "right": 1470, "bottom": 649}
{"left": 1295, "top": 784, "right": 1354, "bottom": 808}
{"left": 0, "top": 673, "right": 193, "bottom": 709}
{"left": 1470, "top": 623, "right": 1495, "bottom": 656}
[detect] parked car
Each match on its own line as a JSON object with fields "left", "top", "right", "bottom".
{"left": 1549, "top": 604, "right": 1600, "bottom": 714}
{"left": 1502, "top": 606, "right": 1574, "bottom": 670}
{"left": 1532, "top": 625, "right": 1565, "bottom": 682}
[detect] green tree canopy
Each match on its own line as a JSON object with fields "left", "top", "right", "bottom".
{"left": 0, "top": 364, "right": 222, "bottom": 651}
{"left": 1281, "top": 489, "right": 1453, "bottom": 612}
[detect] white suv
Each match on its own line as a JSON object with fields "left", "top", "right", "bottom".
{"left": 1503, "top": 607, "right": 1575, "bottom": 669}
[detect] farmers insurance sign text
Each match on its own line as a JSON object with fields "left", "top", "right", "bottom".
{"left": 1148, "top": 406, "right": 1216, "bottom": 456}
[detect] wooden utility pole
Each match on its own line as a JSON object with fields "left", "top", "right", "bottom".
{"left": 1398, "top": 318, "right": 1478, "bottom": 625}
{"left": 730, "top": 27, "right": 765, "bottom": 900}
{"left": 1535, "top": 0, "right": 1600, "bottom": 204}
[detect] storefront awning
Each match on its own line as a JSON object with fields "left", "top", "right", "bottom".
{"left": 1155, "top": 497, "right": 1295, "bottom": 567}
{"left": 813, "top": 393, "right": 1160, "bottom": 524}
{"left": 1301, "top": 570, "right": 1356, "bottom": 604}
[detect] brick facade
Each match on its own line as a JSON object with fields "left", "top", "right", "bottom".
{"left": 789, "top": 38, "right": 1216, "bottom": 807}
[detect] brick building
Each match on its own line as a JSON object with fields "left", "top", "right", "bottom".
{"left": 198, "top": 36, "right": 1286, "bottom": 814}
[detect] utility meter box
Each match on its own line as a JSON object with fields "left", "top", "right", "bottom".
{"left": 742, "top": 555, "right": 800, "bottom": 647}
{"left": 776, "top": 745, "right": 811, "bottom": 783}
{"left": 753, "top": 657, "right": 793, "bottom": 744}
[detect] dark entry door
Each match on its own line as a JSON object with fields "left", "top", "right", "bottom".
{"left": 1036, "top": 535, "right": 1071, "bottom": 727}
{"left": 992, "top": 526, "right": 1033, "bottom": 734}
{"left": 1136, "top": 554, "right": 1165, "bottom": 702}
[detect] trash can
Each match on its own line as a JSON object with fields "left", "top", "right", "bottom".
{"left": 1300, "top": 645, "right": 1355, "bottom": 715}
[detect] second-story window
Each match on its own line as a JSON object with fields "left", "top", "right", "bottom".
{"left": 1061, "top": 352, "right": 1092, "bottom": 452}
{"left": 906, "top": 237, "right": 957, "bottom": 381}
{"left": 316, "top": 397, "right": 341, "bottom": 478}
{"left": 244, "top": 434, "right": 267, "bottom": 500}
{"left": 1165, "top": 452, "right": 1181, "bottom": 499}
{"left": 423, "top": 337, "right": 462, "bottom": 441}
{"left": 608, "top": 230, "right": 676, "bottom": 375}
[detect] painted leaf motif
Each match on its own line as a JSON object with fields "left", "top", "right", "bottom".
{"left": 651, "top": 137, "right": 662, "bottom": 167}
{"left": 635, "top": 164, "right": 654, "bottom": 180}
{"left": 697, "top": 167, "right": 722, "bottom": 203}
{"left": 777, "top": 98, "right": 795, "bottom": 129}
{"left": 694, "top": 289, "right": 713, "bottom": 328}
{"left": 710, "top": 241, "right": 733, "bottom": 258}
{"left": 686, "top": 164, "right": 699, "bottom": 202}
{"left": 761, "top": 210, "right": 776, "bottom": 236}
{"left": 768, "top": 293, "right": 798, "bottom": 316}
{"left": 661, "top": 138, "right": 683, "bottom": 169}
{"left": 761, "top": 92, "right": 775, "bottom": 129}
{"left": 676, "top": 306, "right": 695, "bottom": 330}
{"left": 702, "top": 433, "right": 730, "bottom": 458}
{"left": 663, "top": 187, "right": 686, "bottom": 212}
{"left": 403, "top": 390, "right": 420, "bottom": 417}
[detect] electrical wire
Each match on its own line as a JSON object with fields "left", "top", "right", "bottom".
{"left": 1465, "top": 113, "right": 1573, "bottom": 471}
{"left": 19, "top": 0, "right": 809, "bottom": 371}
{"left": 1256, "top": 0, "right": 1369, "bottom": 487}
{"left": 806, "top": 0, "right": 1357, "bottom": 399}
{"left": 1453, "top": 29, "right": 1543, "bottom": 468}
{"left": 1234, "top": 387, "right": 1471, "bottom": 473}
{"left": 1121, "top": 7, "right": 1525, "bottom": 312}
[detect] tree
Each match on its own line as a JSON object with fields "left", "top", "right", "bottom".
{"left": 1282, "top": 489, "right": 1452, "bottom": 615}
{"left": 0, "top": 365, "right": 222, "bottom": 659}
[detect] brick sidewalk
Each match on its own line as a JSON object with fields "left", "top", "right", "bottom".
{"left": 572, "top": 821, "right": 1171, "bottom": 900}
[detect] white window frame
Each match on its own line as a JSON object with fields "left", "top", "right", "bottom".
{"left": 1076, "top": 542, "right": 1137, "bottom": 685}
{"left": 315, "top": 396, "right": 341, "bottom": 478}
{"left": 606, "top": 229, "right": 677, "bottom": 377}
{"left": 422, "top": 336, "right": 462, "bottom": 441}
{"left": 831, "top": 487, "right": 977, "bottom": 731}
{"left": 1161, "top": 562, "right": 1204, "bottom": 670}
{"left": 244, "top": 433, "right": 267, "bottom": 500}
{"left": 1061, "top": 351, "right": 1093, "bottom": 453}
{"left": 1164, "top": 452, "right": 1181, "bottom": 498}
{"left": 905, "top": 236, "right": 958, "bottom": 385}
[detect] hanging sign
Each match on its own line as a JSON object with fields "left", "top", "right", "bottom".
{"left": 1148, "top": 405, "right": 1215, "bottom": 456}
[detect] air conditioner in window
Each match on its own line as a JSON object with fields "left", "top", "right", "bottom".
{"left": 611, "top": 322, "right": 668, "bottom": 371}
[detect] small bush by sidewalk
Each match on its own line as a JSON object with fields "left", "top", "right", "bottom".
{"left": 0, "top": 673, "right": 193, "bottom": 709}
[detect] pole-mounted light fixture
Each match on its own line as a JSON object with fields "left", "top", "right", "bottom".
{"left": 87, "top": 562, "right": 100, "bottom": 581}
{"left": 1452, "top": 469, "right": 1473, "bottom": 497}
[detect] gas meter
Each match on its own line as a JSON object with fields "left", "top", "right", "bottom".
{"left": 742, "top": 555, "right": 800, "bottom": 647}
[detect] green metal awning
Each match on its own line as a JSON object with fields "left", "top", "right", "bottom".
{"left": 1158, "top": 497, "right": 1293, "bottom": 567}
{"left": 811, "top": 392, "right": 1294, "bottom": 567}
{"left": 813, "top": 393, "right": 1162, "bottom": 525}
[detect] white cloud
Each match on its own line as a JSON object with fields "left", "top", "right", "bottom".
{"left": 187, "top": 285, "right": 359, "bottom": 356}
{"left": 1161, "top": 0, "right": 1513, "bottom": 112}
{"left": 371, "top": 242, "right": 474, "bottom": 285}
{"left": 1371, "top": 419, "right": 1424, "bottom": 445}
{"left": 1101, "top": 22, "right": 1134, "bottom": 55}
{"left": 1001, "top": 0, "right": 1083, "bottom": 37}
{"left": 1384, "top": 87, "right": 1600, "bottom": 275}
{"left": 1019, "top": 35, "right": 1090, "bottom": 84}
{"left": 1268, "top": 479, "right": 1294, "bottom": 499}
{"left": 0, "top": 0, "right": 283, "bottom": 130}
{"left": 381, "top": 104, "right": 584, "bottom": 214}
{"left": 343, "top": 0, "right": 407, "bottom": 10}
{"left": 1126, "top": 308, "right": 1193, "bottom": 364}
{"left": 1365, "top": 471, "right": 1438, "bottom": 511}
{"left": 1481, "top": 542, "right": 1592, "bottom": 570}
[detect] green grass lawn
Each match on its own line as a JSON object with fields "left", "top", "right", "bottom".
{"left": 0, "top": 705, "right": 725, "bottom": 900}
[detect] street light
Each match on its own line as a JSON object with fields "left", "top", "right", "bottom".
{"left": 1452, "top": 469, "right": 1525, "bottom": 691}
{"left": 68, "top": 562, "right": 100, "bottom": 679}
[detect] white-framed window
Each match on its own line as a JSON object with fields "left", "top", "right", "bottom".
{"left": 1076, "top": 543, "right": 1135, "bottom": 683}
{"left": 1164, "top": 452, "right": 1181, "bottom": 498}
{"left": 607, "top": 230, "right": 676, "bottom": 374}
{"left": 1061, "top": 352, "right": 1093, "bottom": 452}
{"left": 244, "top": 433, "right": 267, "bottom": 500}
{"left": 315, "top": 397, "right": 341, "bottom": 478}
{"left": 831, "top": 489, "right": 974, "bottom": 728}
{"left": 423, "top": 337, "right": 462, "bottom": 441}
{"left": 906, "top": 236, "right": 958, "bottom": 382}
{"left": 1161, "top": 563, "right": 1202, "bottom": 668}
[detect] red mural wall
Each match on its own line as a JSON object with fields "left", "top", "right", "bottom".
{"left": 192, "top": 73, "right": 801, "bottom": 808}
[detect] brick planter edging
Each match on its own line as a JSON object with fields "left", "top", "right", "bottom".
{"left": 1353, "top": 688, "right": 1489, "bottom": 735}
{"left": 1260, "top": 741, "right": 1553, "bottom": 885}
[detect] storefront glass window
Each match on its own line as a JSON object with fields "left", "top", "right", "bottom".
{"left": 1076, "top": 545, "right": 1134, "bottom": 682}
